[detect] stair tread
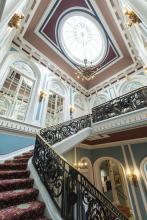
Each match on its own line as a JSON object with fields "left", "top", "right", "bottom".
{"left": 0, "top": 201, "right": 45, "bottom": 220}
{"left": 5, "top": 158, "right": 29, "bottom": 163}
{"left": 0, "top": 149, "right": 48, "bottom": 219}
{"left": 0, "top": 188, "right": 38, "bottom": 199}
{"left": 14, "top": 155, "right": 32, "bottom": 159}
{"left": 0, "top": 170, "right": 30, "bottom": 179}
{"left": 0, "top": 188, "right": 39, "bottom": 209}
{"left": 0, "top": 170, "right": 29, "bottom": 174}
{"left": 22, "top": 152, "right": 33, "bottom": 156}
{"left": 35, "top": 217, "right": 51, "bottom": 220}
{"left": 0, "top": 178, "right": 34, "bottom": 192}
{"left": 0, "top": 163, "right": 27, "bottom": 170}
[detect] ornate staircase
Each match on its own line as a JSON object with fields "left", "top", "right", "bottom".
{"left": 1, "top": 87, "right": 146, "bottom": 219}
{"left": 33, "top": 116, "right": 129, "bottom": 220}
{"left": 0, "top": 151, "right": 50, "bottom": 220}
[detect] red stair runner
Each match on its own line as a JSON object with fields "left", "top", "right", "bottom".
{"left": 0, "top": 150, "right": 50, "bottom": 220}
{"left": 0, "top": 178, "right": 34, "bottom": 192}
{"left": 0, "top": 170, "right": 30, "bottom": 179}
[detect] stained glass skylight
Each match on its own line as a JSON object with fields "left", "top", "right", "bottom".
{"left": 59, "top": 12, "right": 107, "bottom": 66}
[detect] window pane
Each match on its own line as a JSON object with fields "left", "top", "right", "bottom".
{"left": 45, "top": 92, "right": 64, "bottom": 127}
{"left": 0, "top": 70, "right": 34, "bottom": 121}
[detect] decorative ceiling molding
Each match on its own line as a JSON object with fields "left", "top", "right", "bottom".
{"left": 35, "top": 0, "right": 121, "bottom": 80}
{"left": 15, "top": 0, "right": 140, "bottom": 91}
{"left": 12, "top": 39, "right": 89, "bottom": 97}
{"left": 12, "top": 37, "right": 142, "bottom": 98}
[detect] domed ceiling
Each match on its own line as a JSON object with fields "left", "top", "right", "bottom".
{"left": 21, "top": 0, "right": 133, "bottom": 89}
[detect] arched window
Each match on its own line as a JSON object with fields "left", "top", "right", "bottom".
{"left": 92, "top": 95, "right": 108, "bottom": 108}
{"left": 0, "top": 61, "right": 35, "bottom": 121}
{"left": 45, "top": 82, "right": 65, "bottom": 127}
{"left": 140, "top": 157, "right": 147, "bottom": 190}
{"left": 45, "top": 91, "right": 64, "bottom": 127}
{"left": 74, "top": 94, "right": 87, "bottom": 118}
{"left": 119, "top": 81, "right": 143, "bottom": 96}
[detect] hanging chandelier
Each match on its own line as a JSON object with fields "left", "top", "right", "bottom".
{"left": 75, "top": 30, "right": 101, "bottom": 80}
{"left": 74, "top": 161, "right": 88, "bottom": 170}
{"left": 75, "top": 59, "right": 100, "bottom": 80}
{"left": 73, "top": 146, "right": 88, "bottom": 170}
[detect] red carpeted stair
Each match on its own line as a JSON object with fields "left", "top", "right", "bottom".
{"left": 0, "top": 150, "right": 51, "bottom": 220}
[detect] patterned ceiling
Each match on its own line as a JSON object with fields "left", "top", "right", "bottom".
{"left": 23, "top": 0, "right": 133, "bottom": 89}
{"left": 36, "top": 0, "right": 120, "bottom": 80}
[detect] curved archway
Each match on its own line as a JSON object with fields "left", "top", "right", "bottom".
{"left": 140, "top": 157, "right": 147, "bottom": 190}
{"left": 93, "top": 157, "right": 132, "bottom": 209}
{"left": 0, "top": 51, "right": 41, "bottom": 84}
{"left": 73, "top": 93, "right": 88, "bottom": 118}
{"left": 118, "top": 75, "right": 146, "bottom": 96}
{"left": 0, "top": 52, "right": 41, "bottom": 122}
{"left": 79, "top": 157, "right": 94, "bottom": 184}
{"left": 90, "top": 94, "right": 109, "bottom": 111}
{"left": 43, "top": 77, "right": 69, "bottom": 127}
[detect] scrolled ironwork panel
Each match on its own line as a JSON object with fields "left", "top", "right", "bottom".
{"left": 92, "top": 87, "right": 147, "bottom": 123}
{"left": 33, "top": 135, "right": 128, "bottom": 220}
{"left": 40, "top": 114, "right": 91, "bottom": 145}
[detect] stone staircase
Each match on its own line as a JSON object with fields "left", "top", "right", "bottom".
{"left": 0, "top": 150, "right": 50, "bottom": 220}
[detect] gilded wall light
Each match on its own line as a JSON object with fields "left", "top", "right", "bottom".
{"left": 127, "top": 168, "right": 138, "bottom": 187}
{"left": 8, "top": 13, "right": 24, "bottom": 29}
{"left": 39, "top": 91, "right": 47, "bottom": 102}
{"left": 124, "top": 9, "right": 141, "bottom": 27}
{"left": 144, "top": 67, "right": 147, "bottom": 74}
{"left": 69, "top": 105, "right": 75, "bottom": 120}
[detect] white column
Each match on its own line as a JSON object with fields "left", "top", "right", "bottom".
{"left": 128, "top": 25, "right": 147, "bottom": 66}
{"left": 124, "top": 0, "right": 147, "bottom": 24}
{"left": 0, "top": 0, "right": 30, "bottom": 65}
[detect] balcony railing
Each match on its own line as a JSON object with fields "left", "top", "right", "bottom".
{"left": 92, "top": 86, "right": 147, "bottom": 123}
{"left": 40, "top": 114, "right": 92, "bottom": 145}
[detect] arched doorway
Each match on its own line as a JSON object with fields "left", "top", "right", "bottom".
{"left": 94, "top": 157, "right": 131, "bottom": 209}
{"left": 78, "top": 157, "right": 94, "bottom": 184}
{"left": 140, "top": 157, "right": 147, "bottom": 190}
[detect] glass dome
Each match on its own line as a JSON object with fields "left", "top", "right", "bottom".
{"left": 58, "top": 12, "right": 107, "bottom": 66}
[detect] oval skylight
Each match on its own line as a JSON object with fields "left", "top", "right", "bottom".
{"left": 58, "top": 12, "right": 107, "bottom": 66}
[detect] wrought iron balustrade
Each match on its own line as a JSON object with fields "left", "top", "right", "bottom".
{"left": 92, "top": 86, "right": 147, "bottom": 123}
{"left": 40, "top": 114, "right": 92, "bottom": 145}
{"left": 33, "top": 134, "right": 128, "bottom": 220}
{"left": 32, "top": 87, "right": 147, "bottom": 219}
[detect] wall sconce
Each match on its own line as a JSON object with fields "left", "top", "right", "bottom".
{"left": 8, "top": 13, "right": 24, "bottom": 29}
{"left": 69, "top": 105, "right": 75, "bottom": 120}
{"left": 144, "top": 67, "right": 147, "bottom": 74}
{"left": 39, "top": 90, "right": 47, "bottom": 102}
{"left": 124, "top": 9, "right": 141, "bottom": 27}
{"left": 69, "top": 105, "right": 75, "bottom": 114}
{"left": 127, "top": 169, "right": 138, "bottom": 187}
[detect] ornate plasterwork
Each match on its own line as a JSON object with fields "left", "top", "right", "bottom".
{"left": 35, "top": 0, "right": 121, "bottom": 80}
